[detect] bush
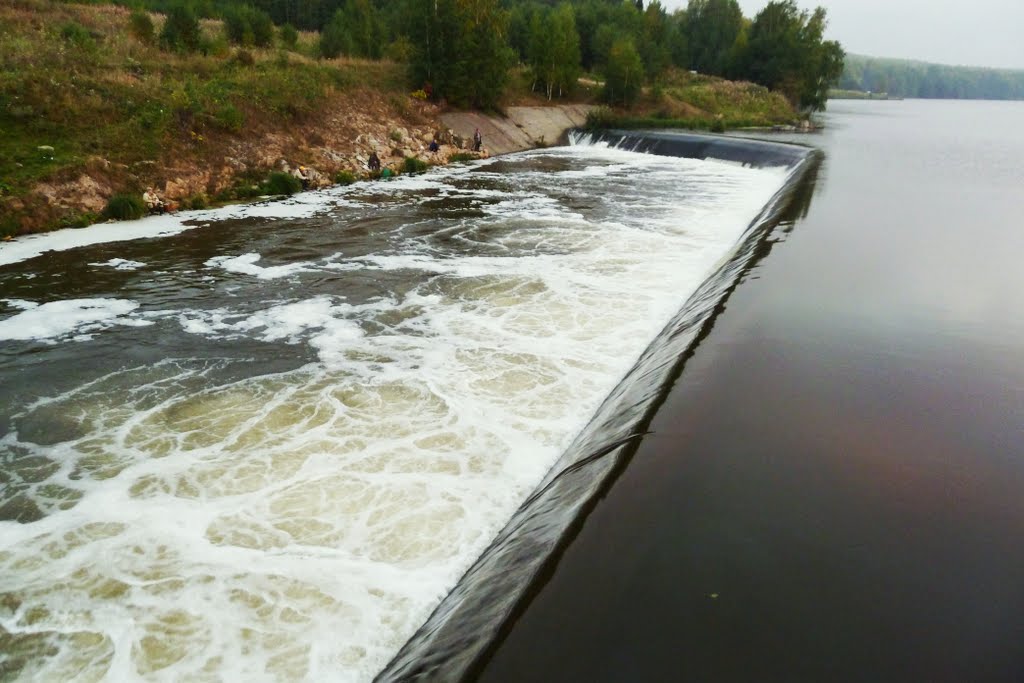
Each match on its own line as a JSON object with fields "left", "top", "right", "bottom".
{"left": 250, "top": 11, "right": 274, "bottom": 48}
{"left": 232, "top": 48, "right": 255, "bottom": 67}
{"left": 319, "top": 11, "right": 351, "bottom": 59}
{"left": 334, "top": 170, "right": 357, "bottom": 185}
{"left": 222, "top": 6, "right": 252, "bottom": 46}
{"left": 403, "top": 157, "right": 428, "bottom": 174}
{"left": 129, "top": 10, "right": 155, "bottom": 44}
{"left": 212, "top": 103, "right": 244, "bottom": 131}
{"left": 103, "top": 193, "right": 146, "bottom": 221}
{"left": 389, "top": 129, "right": 403, "bottom": 142}
{"left": 60, "top": 21, "right": 96, "bottom": 51}
{"left": 279, "top": 23, "right": 298, "bottom": 50}
{"left": 160, "top": 3, "right": 201, "bottom": 53}
{"left": 263, "top": 171, "right": 302, "bottom": 196}
{"left": 448, "top": 153, "right": 477, "bottom": 163}
{"left": 221, "top": 6, "right": 272, "bottom": 47}
{"left": 388, "top": 36, "right": 414, "bottom": 63}
{"left": 585, "top": 105, "right": 616, "bottom": 130}
{"left": 1, "top": 216, "right": 20, "bottom": 239}
{"left": 184, "top": 194, "right": 208, "bottom": 210}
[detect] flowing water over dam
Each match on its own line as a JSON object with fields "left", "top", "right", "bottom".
{"left": 0, "top": 142, "right": 793, "bottom": 681}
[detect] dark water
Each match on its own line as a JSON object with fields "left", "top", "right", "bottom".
{"left": 476, "top": 100, "right": 1024, "bottom": 681}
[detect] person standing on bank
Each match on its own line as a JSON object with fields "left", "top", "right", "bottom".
{"left": 473, "top": 128, "right": 482, "bottom": 152}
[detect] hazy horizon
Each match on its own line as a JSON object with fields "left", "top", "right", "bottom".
{"left": 659, "top": 0, "right": 1024, "bottom": 71}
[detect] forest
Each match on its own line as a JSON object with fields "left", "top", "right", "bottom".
{"left": 840, "top": 54, "right": 1024, "bottom": 100}
{"left": 95, "top": 0, "right": 845, "bottom": 111}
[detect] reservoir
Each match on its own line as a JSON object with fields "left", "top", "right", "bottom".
{"left": 474, "top": 100, "right": 1024, "bottom": 681}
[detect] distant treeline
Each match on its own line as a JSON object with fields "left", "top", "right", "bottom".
{"left": 97, "top": 0, "right": 844, "bottom": 111}
{"left": 841, "top": 54, "right": 1024, "bottom": 100}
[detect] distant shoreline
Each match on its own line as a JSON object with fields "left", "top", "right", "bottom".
{"left": 829, "top": 89, "right": 904, "bottom": 101}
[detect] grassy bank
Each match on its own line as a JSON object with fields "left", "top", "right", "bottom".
{"left": 582, "top": 69, "right": 798, "bottom": 132}
{"left": 0, "top": 0, "right": 416, "bottom": 236}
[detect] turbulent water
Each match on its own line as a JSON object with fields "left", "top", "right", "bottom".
{"left": 0, "top": 144, "right": 787, "bottom": 681}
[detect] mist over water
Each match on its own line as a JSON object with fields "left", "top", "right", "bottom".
{"left": 0, "top": 146, "right": 786, "bottom": 681}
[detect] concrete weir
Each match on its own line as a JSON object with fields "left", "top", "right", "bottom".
{"left": 376, "top": 131, "right": 821, "bottom": 683}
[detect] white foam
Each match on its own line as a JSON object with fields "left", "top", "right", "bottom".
{"left": 0, "top": 298, "right": 145, "bottom": 342}
{"left": 0, "top": 194, "right": 341, "bottom": 268}
{"left": 89, "top": 258, "right": 146, "bottom": 270}
{"left": 0, "top": 146, "right": 789, "bottom": 682}
{"left": 205, "top": 253, "right": 320, "bottom": 280}
{"left": 0, "top": 214, "right": 192, "bottom": 267}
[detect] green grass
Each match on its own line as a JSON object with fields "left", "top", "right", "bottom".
{"left": 402, "top": 156, "right": 428, "bottom": 174}
{"left": 0, "top": 1, "right": 407, "bottom": 202}
{"left": 102, "top": 193, "right": 145, "bottom": 220}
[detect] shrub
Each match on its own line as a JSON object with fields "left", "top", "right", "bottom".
{"left": 403, "top": 157, "right": 428, "bottom": 174}
{"left": 160, "top": 3, "right": 201, "bottom": 53}
{"left": 250, "top": 10, "right": 274, "bottom": 48}
{"left": 1, "top": 216, "right": 20, "bottom": 239}
{"left": 60, "top": 212, "right": 98, "bottom": 229}
{"left": 388, "top": 36, "right": 414, "bottom": 63}
{"left": 222, "top": 6, "right": 252, "bottom": 46}
{"left": 319, "top": 11, "right": 351, "bottom": 59}
{"left": 448, "top": 153, "right": 476, "bottom": 163}
{"left": 129, "top": 10, "right": 155, "bottom": 44}
{"left": 279, "top": 24, "right": 298, "bottom": 50}
{"left": 389, "top": 129, "right": 403, "bottom": 142}
{"left": 184, "top": 194, "right": 208, "bottom": 210}
{"left": 60, "top": 21, "right": 96, "bottom": 51}
{"left": 221, "top": 6, "right": 273, "bottom": 47}
{"left": 334, "top": 170, "right": 357, "bottom": 185}
{"left": 103, "top": 193, "right": 146, "bottom": 221}
{"left": 233, "top": 48, "right": 255, "bottom": 67}
{"left": 263, "top": 171, "right": 302, "bottom": 196}
{"left": 212, "top": 103, "right": 244, "bottom": 131}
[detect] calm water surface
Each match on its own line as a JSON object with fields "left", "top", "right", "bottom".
{"left": 477, "top": 100, "right": 1024, "bottom": 681}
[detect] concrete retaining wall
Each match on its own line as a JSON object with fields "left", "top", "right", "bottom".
{"left": 440, "top": 105, "right": 595, "bottom": 155}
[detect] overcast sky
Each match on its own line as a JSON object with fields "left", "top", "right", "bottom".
{"left": 658, "top": 0, "right": 1024, "bottom": 70}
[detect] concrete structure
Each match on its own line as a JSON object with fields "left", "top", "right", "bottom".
{"left": 440, "top": 105, "right": 596, "bottom": 155}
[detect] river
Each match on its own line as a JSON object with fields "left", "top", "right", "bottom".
{"left": 0, "top": 144, "right": 790, "bottom": 680}
{"left": 475, "top": 99, "right": 1024, "bottom": 681}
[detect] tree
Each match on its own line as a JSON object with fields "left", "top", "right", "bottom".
{"left": 686, "top": 0, "right": 743, "bottom": 75}
{"left": 527, "top": 3, "right": 581, "bottom": 99}
{"left": 159, "top": 3, "right": 201, "bottom": 52}
{"left": 639, "top": 1, "right": 671, "bottom": 79}
{"left": 223, "top": 6, "right": 275, "bottom": 48}
{"left": 408, "top": 0, "right": 515, "bottom": 109}
{"left": 740, "top": 1, "right": 844, "bottom": 111}
{"left": 603, "top": 37, "right": 644, "bottom": 105}
{"left": 341, "top": 0, "right": 383, "bottom": 59}
{"left": 320, "top": 10, "right": 352, "bottom": 58}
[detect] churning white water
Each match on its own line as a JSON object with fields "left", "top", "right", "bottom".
{"left": 0, "top": 145, "right": 787, "bottom": 681}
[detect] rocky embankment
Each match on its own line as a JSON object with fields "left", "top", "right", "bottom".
{"left": 4, "top": 102, "right": 594, "bottom": 237}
